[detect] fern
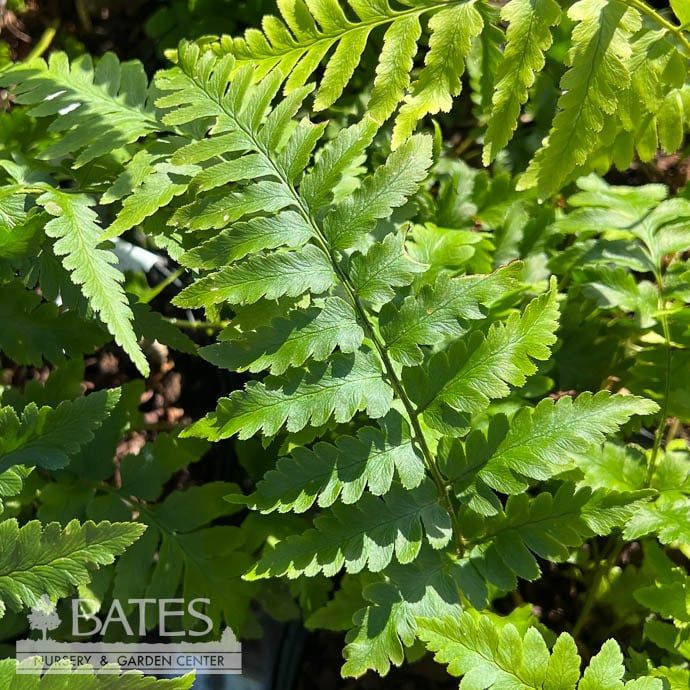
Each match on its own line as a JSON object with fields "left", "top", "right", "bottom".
{"left": 463, "top": 483, "right": 651, "bottom": 589}
{"left": 117, "top": 47, "right": 662, "bottom": 676}
{"left": 36, "top": 189, "right": 149, "bottom": 375}
{"left": 220, "top": 0, "right": 492, "bottom": 145}
{"left": 211, "top": 0, "right": 690, "bottom": 187}
{"left": 3, "top": 52, "right": 157, "bottom": 166}
{"left": 418, "top": 613, "right": 662, "bottom": 689}
{"left": 482, "top": 0, "right": 560, "bottom": 164}
{"left": 0, "top": 281, "right": 106, "bottom": 365}
{"left": 231, "top": 411, "right": 424, "bottom": 512}
{"left": 478, "top": 392, "right": 658, "bottom": 491}
{"left": 2, "top": 658, "right": 193, "bottom": 687}
{"left": 1, "top": 12, "right": 687, "bottom": 686}
{"left": 518, "top": 0, "right": 641, "bottom": 196}
{"left": 408, "top": 282, "right": 560, "bottom": 432}
{"left": 0, "top": 389, "right": 119, "bottom": 473}
{"left": 190, "top": 350, "right": 394, "bottom": 440}
{"left": 226, "top": 0, "right": 460, "bottom": 124}
{"left": 0, "top": 518, "right": 145, "bottom": 616}
{"left": 393, "top": 1, "right": 484, "bottom": 146}
{"left": 201, "top": 297, "right": 364, "bottom": 375}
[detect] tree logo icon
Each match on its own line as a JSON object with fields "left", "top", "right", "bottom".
{"left": 27, "top": 595, "right": 61, "bottom": 641}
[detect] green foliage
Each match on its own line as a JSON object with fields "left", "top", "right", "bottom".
{"left": 0, "top": 518, "right": 145, "bottom": 616}
{"left": 56, "top": 41, "right": 670, "bottom": 680}
{"left": 418, "top": 613, "right": 662, "bottom": 689}
{"left": 0, "top": 658, "right": 193, "bottom": 687}
{"left": 36, "top": 189, "right": 149, "bottom": 376}
{"left": 212, "top": 0, "right": 690, "bottom": 189}
{"left": 483, "top": 0, "right": 560, "bottom": 164}
{"left": 5, "top": 52, "right": 157, "bottom": 166}
{"left": 0, "top": 281, "right": 106, "bottom": 365}
{"left": 0, "top": 389, "right": 119, "bottom": 473}
{"left": 0, "top": 1, "right": 687, "bottom": 686}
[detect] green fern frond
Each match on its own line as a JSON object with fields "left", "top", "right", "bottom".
{"left": 225, "top": 0, "right": 485, "bottom": 145}
{"left": 483, "top": 0, "right": 561, "bottom": 163}
{"left": 0, "top": 467, "right": 33, "bottom": 517}
{"left": 185, "top": 350, "right": 394, "bottom": 440}
{"left": 417, "top": 613, "right": 662, "bottom": 689}
{"left": 91, "top": 46, "right": 671, "bottom": 677}
{"left": 518, "top": 0, "right": 641, "bottom": 196}
{"left": 36, "top": 189, "right": 149, "bottom": 375}
{"left": 323, "top": 134, "right": 433, "bottom": 250}
{"left": 1, "top": 52, "right": 157, "bottom": 166}
{"left": 245, "top": 480, "right": 452, "bottom": 579}
{"left": 380, "top": 262, "right": 522, "bottom": 366}
{"left": 393, "top": 1, "right": 484, "bottom": 146}
{"left": 342, "top": 547, "right": 462, "bottom": 677}
{"left": 0, "top": 389, "right": 120, "bottom": 473}
{"left": 479, "top": 391, "right": 659, "bottom": 488}
{"left": 113, "top": 482, "right": 252, "bottom": 635}
{"left": 227, "top": 0, "right": 435, "bottom": 116}
{"left": 174, "top": 245, "right": 336, "bottom": 309}
{"left": 102, "top": 161, "right": 199, "bottom": 240}
{"left": 409, "top": 281, "right": 559, "bottom": 430}
{"left": 181, "top": 211, "right": 313, "bottom": 269}
{"left": 232, "top": 410, "right": 424, "bottom": 513}
{"left": 201, "top": 297, "right": 363, "bottom": 375}
{"left": 0, "top": 281, "right": 106, "bottom": 366}
{"left": 0, "top": 518, "right": 145, "bottom": 616}
{"left": 464, "top": 483, "right": 652, "bottom": 589}
{"left": 348, "top": 232, "right": 426, "bottom": 310}
{"left": 625, "top": 499, "right": 690, "bottom": 546}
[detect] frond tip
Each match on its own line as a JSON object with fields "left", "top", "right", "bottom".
{"left": 418, "top": 613, "right": 663, "bottom": 689}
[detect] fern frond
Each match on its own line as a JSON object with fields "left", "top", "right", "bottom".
{"left": 518, "top": 0, "right": 641, "bottom": 195}
{"left": 380, "top": 263, "right": 522, "bottom": 366}
{"left": 185, "top": 350, "right": 393, "bottom": 440}
{"left": 349, "top": 232, "right": 426, "bottom": 310}
{"left": 479, "top": 392, "right": 659, "bottom": 489}
{"left": 0, "top": 281, "right": 106, "bottom": 365}
{"left": 2, "top": 658, "right": 194, "bottom": 686}
{"left": 483, "top": 0, "right": 561, "bottom": 163}
{"left": 342, "top": 547, "right": 462, "bottom": 677}
{"left": 174, "top": 245, "right": 336, "bottom": 308}
{"left": 465, "top": 483, "right": 651, "bottom": 588}
{"left": 232, "top": 411, "right": 424, "bottom": 513}
{"left": 301, "top": 120, "right": 376, "bottom": 209}
{"left": 0, "top": 518, "right": 145, "bottom": 616}
{"left": 181, "top": 211, "right": 313, "bottom": 269}
{"left": 625, "top": 498, "right": 690, "bottom": 546}
{"left": 245, "top": 480, "right": 452, "bottom": 579}
{"left": 323, "top": 134, "right": 433, "bottom": 251}
{"left": 105, "top": 46, "right": 672, "bottom": 679}
{"left": 1, "top": 52, "right": 157, "bottom": 166}
{"left": 226, "top": 0, "right": 486, "bottom": 144}
{"left": 467, "top": 4, "right": 504, "bottom": 119}
{"left": 0, "top": 467, "right": 33, "bottom": 516}
{"left": 36, "top": 189, "right": 149, "bottom": 375}
{"left": 393, "top": 1, "right": 484, "bottom": 146}
{"left": 201, "top": 297, "right": 363, "bottom": 375}
{"left": 0, "top": 389, "right": 119, "bottom": 473}
{"left": 102, "top": 161, "right": 199, "bottom": 240}
{"left": 113, "top": 483, "right": 252, "bottom": 635}
{"left": 154, "top": 45, "right": 434, "bottom": 452}
{"left": 227, "top": 0, "right": 431, "bottom": 115}
{"left": 409, "top": 281, "right": 559, "bottom": 430}
{"left": 417, "top": 613, "right": 662, "bottom": 689}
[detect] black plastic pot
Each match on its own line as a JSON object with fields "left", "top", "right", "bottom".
{"left": 191, "top": 620, "right": 307, "bottom": 690}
